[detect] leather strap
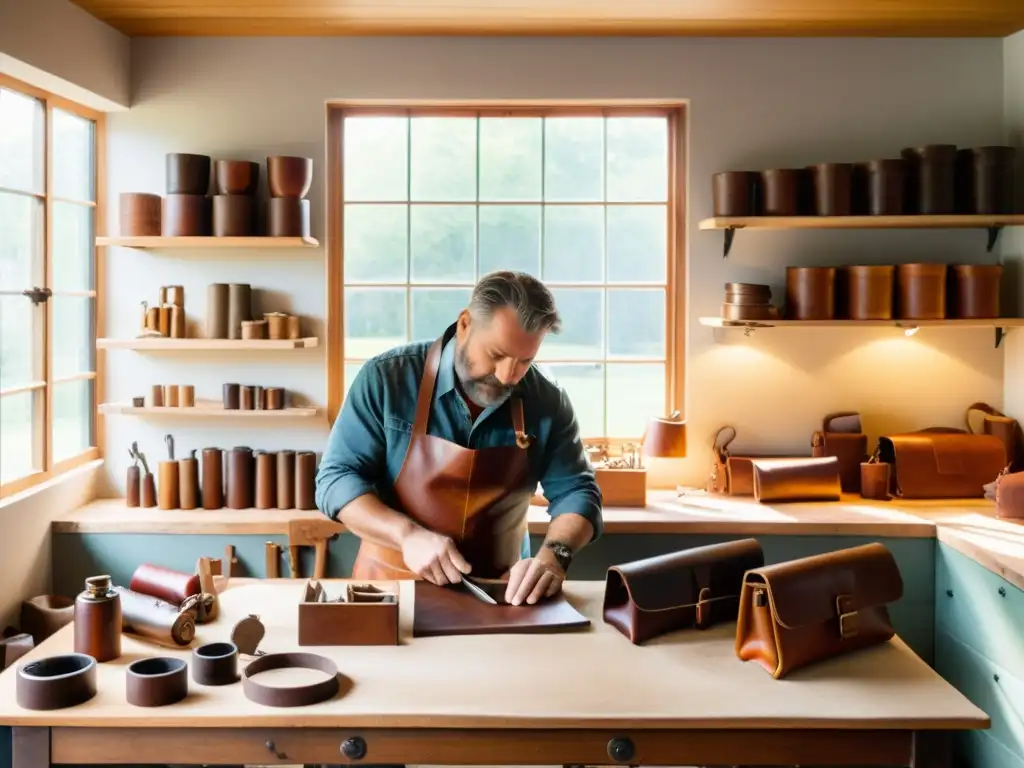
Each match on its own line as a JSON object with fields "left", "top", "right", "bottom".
{"left": 965, "top": 401, "right": 1005, "bottom": 433}
{"left": 712, "top": 426, "right": 737, "bottom": 457}
{"left": 242, "top": 652, "right": 340, "bottom": 707}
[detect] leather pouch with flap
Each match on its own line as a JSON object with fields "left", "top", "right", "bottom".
{"left": 811, "top": 412, "right": 868, "bottom": 493}
{"left": 966, "top": 401, "right": 1023, "bottom": 472}
{"left": 708, "top": 427, "right": 801, "bottom": 496}
{"left": 604, "top": 539, "right": 764, "bottom": 645}
{"left": 735, "top": 543, "right": 904, "bottom": 679}
{"left": 751, "top": 456, "right": 842, "bottom": 503}
{"left": 877, "top": 431, "right": 1007, "bottom": 498}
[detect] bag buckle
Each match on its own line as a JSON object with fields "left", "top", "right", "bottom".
{"left": 695, "top": 587, "right": 712, "bottom": 628}
{"left": 836, "top": 594, "right": 859, "bottom": 639}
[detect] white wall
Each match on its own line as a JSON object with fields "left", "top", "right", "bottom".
{"left": 103, "top": 36, "right": 1008, "bottom": 493}
{"left": 1005, "top": 31, "right": 1024, "bottom": 424}
{"left": 0, "top": 0, "right": 130, "bottom": 110}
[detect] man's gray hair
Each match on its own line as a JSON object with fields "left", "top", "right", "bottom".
{"left": 468, "top": 271, "right": 562, "bottom": 334}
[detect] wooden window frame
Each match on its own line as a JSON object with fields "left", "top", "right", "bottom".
{"left": 324, "top": 99, "right": 687, "bottom": 443}
{"left": 0, "top": 74, "right": 106, "bottom": 500}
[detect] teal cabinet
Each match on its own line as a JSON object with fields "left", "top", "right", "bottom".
{"left": 935, "top": 543, "right": 1024, "bottom": 767}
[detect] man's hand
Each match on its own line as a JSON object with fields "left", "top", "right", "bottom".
{"left": 504, "top": 547, "right": 565, "bottom": 606}
{"left": 400, "top": 528, "right": 472, "bottom": 585}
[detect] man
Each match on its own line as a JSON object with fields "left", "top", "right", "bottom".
{"left": 315, "top": 270, "right": 603, "bottom": 606}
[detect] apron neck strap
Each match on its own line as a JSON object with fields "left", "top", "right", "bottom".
{"left": 412, "top": 324, "right": 454, "bottom": 435}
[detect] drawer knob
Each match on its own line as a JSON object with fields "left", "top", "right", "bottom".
{"left": 607, "top": 736, "right": 635, "bottom": 763}
{"left": 341, "top": 736, "right": 367, "bottom": 760}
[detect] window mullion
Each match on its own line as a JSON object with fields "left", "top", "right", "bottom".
{"left": 41, "top": 100, "right": 54, "bottom": 473}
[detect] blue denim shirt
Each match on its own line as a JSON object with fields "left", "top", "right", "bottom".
{"left": 315, "top": 336, "right": 604, "bottom": 555}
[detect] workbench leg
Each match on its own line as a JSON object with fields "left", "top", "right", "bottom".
{"left": 911, "top": 731, "right": 953, "bottom": 768}
{"left": 12, "top": 727, "right": 49, "bottom": 768}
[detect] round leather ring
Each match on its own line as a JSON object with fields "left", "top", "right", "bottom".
{"left": 16, "top": 653, "right": 97, "bottom": 711}
{"left": 242, "top": 652, "right": 339, "bottom": 707}
{"left": 126, "top": 657, "right": 189, "bottom": 707}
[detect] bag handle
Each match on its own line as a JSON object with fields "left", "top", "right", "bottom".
{"left": 711, "top": 426, "right": 736, "bottom": 458}
{"left": 965, "top": 401, "right": 1005, "bottom": 433}
{"left": 822, "top": 411, "right": 862, "bottom": 433}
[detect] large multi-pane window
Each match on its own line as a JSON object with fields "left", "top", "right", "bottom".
{"left": 329, "top": 104, "right": 685, "bottom": 440}
{"left": 0, "top": 76, "right": 102, "bottom": 497}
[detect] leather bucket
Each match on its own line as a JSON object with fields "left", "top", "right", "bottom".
{"left": 166, "top": 153, "right": 211, "bottom": 196}
{"left": 901, "top": 145, "right": 957, "bottom": 214}
{"left": 268, "top": 197, "right": 310, "bottom": 237}
{"left": 760, "top": 169, "right": 804, "bottom": 216}
{"left": 810, "top": 163, "right": 852, "bottom": 216}
{"left": 212, "top": 195, "right": 256, "bottom": 237}
{"left": 786, "top": 266, "right": 836, "bottom": 320}
{"left": 712, "top": 171, "right": 757, "bottom": 216}
{"left": 865, "top": 159, "right": 906, "bottom": 215}
{"left": 896, "top": 263, "right": 947, "bottom": 320}
{"left": 951, "top": 264, "right": 1002, "bottom": 319}
{"left": 119, "top": 193, "right": 162, "bottom": 236}
{"left": 966, "top": 146, "right": 1016, "bottom": 214}
{"left": 840, "top": 265, "right": 894, "bottom": 320}
{"left": 162, "top": 194, "right": 211, "bottom": 236}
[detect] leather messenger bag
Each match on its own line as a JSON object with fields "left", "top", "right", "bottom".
{"left": 734, "top": 543, "right": 904, "bottom": 679}
{"left": 604, "top": 539, "right": 764, "bottom": 644}
{"left": 877, "top": 429, "right": 1006, "bottom": 498}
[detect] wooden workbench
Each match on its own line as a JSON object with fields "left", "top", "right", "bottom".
{"left": 0, "top": 579, "right": 988, "bottom": 767}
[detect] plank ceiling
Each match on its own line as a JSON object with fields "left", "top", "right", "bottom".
{"left": 69, "top": 0, "right": 1024, "bottom": 37}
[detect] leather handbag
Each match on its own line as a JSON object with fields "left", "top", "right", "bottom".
{"left": 811, "top": 411, "right": 868, "bottom": 493}
{"left": 751, "top": 456, "right": 842, "bottom": 503}
{"left": 603, "top": 539, "right": 764, "bottom": 644}
{"left": 966, "top": 401, "right": 1023, "bottom": 472}
{"left": 735, "top": 543, "right": 904, "bottom": 679}
{"left": 708, "top": 426, "right": 800, "bottom": 496}
{"left": 877, "top": 430, "right": 1007, "bottom": 498}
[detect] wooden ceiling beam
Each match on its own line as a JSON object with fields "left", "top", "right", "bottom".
{"left": 68, "top": 0, "right": 1024, "bottom": 38}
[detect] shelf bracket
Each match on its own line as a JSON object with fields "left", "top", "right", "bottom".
{"left": 995, "top": 326, "right": 1005, "bottom": 349}
{"left": 986, "top": 226, "right": 1002, "bottom": 253}
{"left": 723, "top": 227, "right": 737, "bottom": 258}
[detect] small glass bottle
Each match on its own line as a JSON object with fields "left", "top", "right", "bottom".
{"left": 74, "top": 575, "right": 122, "bottom": 662}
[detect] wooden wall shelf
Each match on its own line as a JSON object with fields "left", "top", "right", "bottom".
{"left": 698, "top": 214, "right": 1024, "bottom": 257}
{"left": 99, "top": 401, "right": 320, "bottom": 418}
{"left": 97, "top": 236, "right": 320, "bottom": 249}
{"left": 96, "top": 337, "right": 319, "bottom": 350}
{"left": 699, "top": 316, "right": 1024, "bottom": 348}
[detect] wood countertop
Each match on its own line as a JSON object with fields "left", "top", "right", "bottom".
{"left": 0, "top": 579, "right": 988, "bottom": 730}
{"left": 51, "top": 492, "right": 1023, "bottom": 591}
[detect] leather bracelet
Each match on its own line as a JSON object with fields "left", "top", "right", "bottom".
{"left": 241, "top": 652, "right": 339, "bottom": 707}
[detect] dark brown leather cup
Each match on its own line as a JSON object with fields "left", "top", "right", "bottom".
{"left": 840, "top": 265, "right": 894, "bottom": 320}
{"left": 119, "top": 193, "right": 162, "bottom": 236}
{"left": 268, "top": 197, "right": 310, "bottom": 237}
{"left": 126, "top": 657, "right": 188, "bottom": 707}
{"left": 162, "top": 194, "right": 211, "bottom": 236}
{"left": 16, "top": 653, "right": 97, "bottom": 710}
{"left": 897, "top": 263, "right": 947, "bottom": 320}
{"left": 760, "top": 169, "right": 803, "bottom": 216}
{"left": 785, "top": 266, "right": 836, "bottom": 320}
{"left": 967, "top": 146, "right": 1016, "bottom": 214}
{"left": 212, "top": 195, "right": 256, "bottom": 237}
{"left": 192, "top": 642, "right": 238, "bottom": 686}
{"left": 267, "top": 156, "right": 312, "bottom": 198}
{"left": 901, "top": 144, "right": 957, "bottom": 215}
{"left": 810, "top": 163, "right": 852, "bottom": 216}
{"left": 865, "top": 159, "right": 906, "bottom": 215}
{"left": 712, "top": 172, "right": 757, "bottom": 217}
{"left": 214, "top": 160, "right": 259, "bottom": 196}
{"left": 166, "top": 153, "right": 211, "bottom": 195}
{"left": 860, "top": 462, "right": 891, "bottom": 501}
{"left": 951, "top": 264, "right": 1002, "bottom": 319}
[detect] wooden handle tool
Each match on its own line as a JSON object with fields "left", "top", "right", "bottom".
{"left": 265, "top": 542, "right": 281, "bottom": 578}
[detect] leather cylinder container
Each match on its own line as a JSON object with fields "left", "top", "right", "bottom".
{"left": 901, "top": 144, "right": 957, "bottom": 214}
{"left": 840, "top": 265, "right": 894, "bottom": 320}
{"left": 967, "top": 146, "right": 1016, "bottom": 214}
{"left": 254, "top": 385, "right": 265, "bottom": 410}
{"left": 866, "top": 159, "right": 906, "bottom": 215}
{"left": 206, "top": 283, "right": 230, "bottom": 339}
{"left": 126, "top": 657, "right": 188, "bottom": 707}
{"left": 166, "top": 153, "right": 211, "bottom": 195}
{"left": 240, "top": 385, "right": 255, "bottom": 411}
{"left": 163, "top": 385, "right": 179, "bottom": 407}
{"left": 222, "top": 383, "right": 240, "bottom": 410}
{"left": 897, "top": 263, "right": 947, "bottom": 320}
{"left": 265, "top": 387, "right": 285, "bottom": 411}
{"left": 129, "top": 563, "right": 201, "bottom": 606}
{"left": 115, "top": 587, "right": 196, "bottom": 646}
{"left": 810, "top": 163, "right": 852, "bottom": 216}
{"left": 201, "top": 448, "right": 224, "bottom": 509}
{"left": 180, "top": 385, "right": 195, "bottom": 407}
{"left": 268, "top": 197, "right": 311, "bottom": 237}
{"left": 162, "top": 194, "right": 211, "bottom": 236}
{"left": 213, "top": 194, "right": 256, "bottom": 237}
{"left": 277, "top": 450, "right": 296, "bottom": 509}
{"left": 157, "top": 461, "right": 180, "bottom": 510}
{"left": 178, "top": 456, "right": 199, "bottom": 510}
{"left": 786, "top": 267, "right": 836, "bottom": 320}
{"left": 141, "top": 473, "right": 157, "bottom": 508}
{"left": 149, "top": 382, "right": 164, "bottom": 406}
{"left": 241, "top": 320, "right": 267, "bottom": 340}
{"left": 287, "top": 315, "right": 301, "bottom": 339}
{"left": 227, "top": 447, "right": 254, "bottom": 509}
{"left": 951, "top": 264, "right": 1002, "bottom": 319}
{"left": 73, "top": 575, "right": 122, "bottom": 663}
{"left": 295, "top": 451, "right": 316, "bottom": 510}
{"left": 119, "top": 193, "right": 162, "bottom": 236}
{"left": 760, "top": 169, "right": 803, "bottom": 215}
{"left": 21, "top": 597, "right": 74, "bottom": 644}
{"left": 214, "top": 160, "right": 259, "bottom": 195}
{"left": 264, "top": 313, "right": 289, "bottom": 340}
{"left": 227, "top": 283, "right": 251, "bottom": 340}
{"left": 861, "top": 462, "right": 891, "bottom": 501}
{"left": 192, "top": 642, "right": 238, "bottom": 686}
{"left": 16, "top": 654, "right": 97, "bottom": 711}
{"left": 126, "top": 466, "right": 141, "bottom": 507}
{"left": 169, "top": 306, "right": 185, "bottom": 338}
{"left": 255, "top": 451, "right": 277, "bottom": 510}
{"left": 267, "top": 156, "right": 313, "bottom": 198}
{"left": 712, "top": 171, "right": 757, "bottom": 216}
{"left": 724, "top": 282, "right": 771, "bottom": 305}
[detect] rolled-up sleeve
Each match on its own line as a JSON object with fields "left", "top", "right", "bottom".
{"left": 539, "top": 385, "right": 604, "bottom": 541}
{"left": 315, "top": 362, "right": 386, "bottom": 520}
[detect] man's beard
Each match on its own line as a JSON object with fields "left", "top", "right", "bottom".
{"left": 454, "top": 340, "right": 513, "bottom": 408}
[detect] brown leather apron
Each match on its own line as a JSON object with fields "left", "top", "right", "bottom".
{"left": 351, "top": 324, "right": 534, "bottom": 581}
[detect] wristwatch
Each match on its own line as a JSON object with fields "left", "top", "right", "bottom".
{"left": 544, "top": 541, "right": 574, "bottom": 572}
